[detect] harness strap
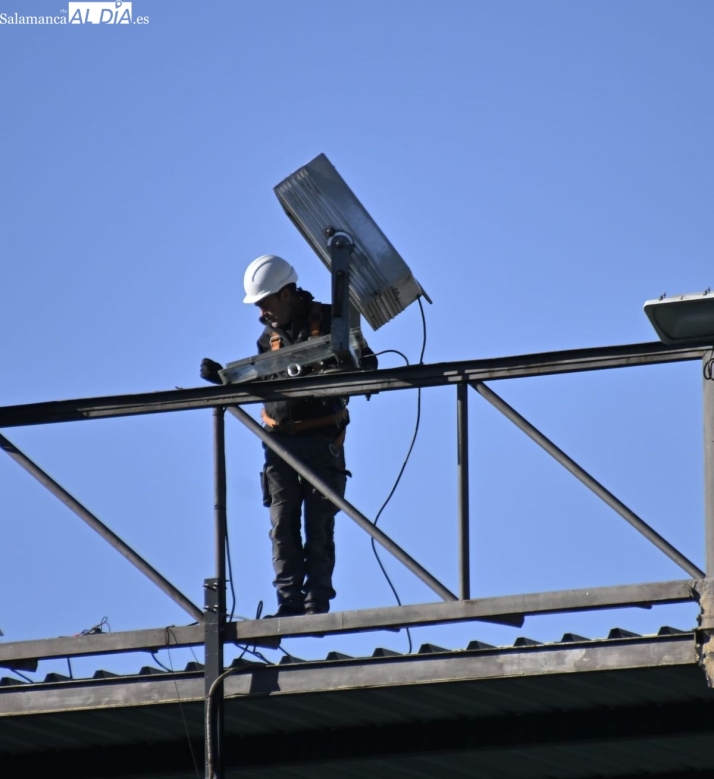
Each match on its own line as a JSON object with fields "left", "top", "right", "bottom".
{"left": 269, "top": 303, "right": 322, "bottom": 350}
{"left": 260, "top": 407, "right": 349, "bottom": 434}
{"left": 309, "top": 302, "right": 322, "bottom": 337}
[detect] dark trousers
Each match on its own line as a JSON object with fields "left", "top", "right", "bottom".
{"left": 263, "top": 431, "right": 347, "bottom": 610}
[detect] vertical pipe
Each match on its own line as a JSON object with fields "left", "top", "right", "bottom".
{"left": 205, "top": 407, "right": 226, "bottom": 779}
{"left": 457, "top": 382, "right": 471, "bottom": 600}
{"left": 704, "top": 353, "right": 714, "bottom": 576}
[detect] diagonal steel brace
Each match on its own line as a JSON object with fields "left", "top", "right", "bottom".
{"left": 0, "top": 433, "right": 204, "bottom": 622}
{"left": 470, "top": 381, "right": 704, "bottom": 579}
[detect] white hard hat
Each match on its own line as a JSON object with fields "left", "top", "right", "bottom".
{"left": 243, "top": 254, "right": 298, "bottom": 304}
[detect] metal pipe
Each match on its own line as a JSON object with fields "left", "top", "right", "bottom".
{"left": 227, "top": 407, "right": 457, "bottom": 602}
{"left": 457, "top": 383, "right": 470, "bottom": 599}
{"left": 0, "top": 433, "right": 204, "bottom": 623}
{"left": 471, "top": 381, "right": 705, "bottom": 579}
{"left": 704, "top": 352, "right": 714, "bottom": 575}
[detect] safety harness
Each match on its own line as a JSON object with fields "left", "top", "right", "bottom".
{"left": 269, "top": 302, "right": 323, "bottom": 350}
{"left": 262, "top": 302, "right": 348, "bottom": 447}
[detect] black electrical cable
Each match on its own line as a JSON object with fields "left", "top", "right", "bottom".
{"left": 66, "top": 616, "right": 111, "bottom": 681}
{"left": 79, "top": 616, "right": 110, "bottom": 635}
{"left": 373, "top": 348, "right": 410, "bottom": 364}
{"left": 188, "top": 644, "right": 201, "bottom": 666}
{"left": 704, "top": 352, "right": 714, "bottom": 380}
{"left": 369, "top": 298, "right": 428, "bottom": 654}
{"left": 150, "top": 652, "right": 172, "bottom": 673}
{"left": 417, "top": 297, "right": 427, "bottom": 363}
{"left": 165, "top": 627, "right": 201, "bottom": 779}
{"left": 225, "top": 523, "right": 237, "bottom": 624}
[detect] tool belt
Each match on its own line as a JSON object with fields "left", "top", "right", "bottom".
{"left": 260, "top": 407, "right": 349, "bottom": 436}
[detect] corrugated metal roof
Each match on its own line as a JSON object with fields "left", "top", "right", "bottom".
{"left": 0, "top": 627, "right": 712, "bottom": 778}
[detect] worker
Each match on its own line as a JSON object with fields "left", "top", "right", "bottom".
{"left": 200, "top": 254, "right": 377, "bottom": 617}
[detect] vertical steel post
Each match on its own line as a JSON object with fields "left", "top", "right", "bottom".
{"left": 204, "top": 579, "right": 223, "bottom": 779}
{"left": 704, "top": 354, "right": 714, "bottom": 576}
{"left": 205, "top": 407, "right": 227, "bottom": 779}
{"left": 329, "top": 231, "right": 355, "bottom": 364}
{"left": 457, "top": 382, "right": 471, "bottom": 600}
{"left": 214, "top": 407, "right": 227, "bottom": 587}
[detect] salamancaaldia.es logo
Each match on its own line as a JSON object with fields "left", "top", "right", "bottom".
{"left": 68, "top": 1, "right": 139, "bottom": 24}
{"left": 0, "top": 2, "right": 150, "bottom": 25}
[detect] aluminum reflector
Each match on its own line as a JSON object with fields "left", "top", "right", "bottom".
{"left": 274, "top": 153, "right": 429, "bottom": 331}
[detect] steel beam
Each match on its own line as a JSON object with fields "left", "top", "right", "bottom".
{"left": 227, "top": 578, "right": 697, "bottom": 642}
{"left": 471, "top": 382, "right": 706, "bottom": 579}
{"left": 228, "top": 405, "right": 458, "bottom": 603}
{"left": 704, "top": 352, "right": 714, "bottom": 576}
{"left": 0, "top": 580, "right": 697, "bottom": 665}
{"left": 0, "top": 433, "right": 204, "bottom": 623}
{"left": 0, "top": 624, "right": 207, "bottom": 664}
{"left": 456, "top": 383, "right": 470, "bottom": 600}
{"left": 0, "top": 342, "right": 705, "bottom": 429}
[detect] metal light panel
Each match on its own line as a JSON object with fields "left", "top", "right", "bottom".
{"left": 644, "top": 291, "right": 714, "bottom": 345}
{"left": 274, "top": 153, "right": 429, "bottom": 331}
{"left": 219, "top": 330, "right": 369, "bottom": 384}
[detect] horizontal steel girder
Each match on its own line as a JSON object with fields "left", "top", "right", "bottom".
{"left": 0, "top": 579, "right": 699, "bottom": 664}
{"left": 0, "top": 342, "right": 705, "bottom": 428}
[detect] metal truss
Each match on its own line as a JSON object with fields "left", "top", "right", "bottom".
{"left": 1, "top": 340, "right": 713, "bottom": 779}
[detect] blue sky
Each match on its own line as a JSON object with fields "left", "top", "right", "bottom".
{"left": 1, "top": 1, "right": 712, "bottom": 677}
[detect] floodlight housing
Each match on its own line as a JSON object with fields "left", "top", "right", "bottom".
{"left": 218, "top": 330, "right": 368, "bottom": 384}
{"left": 644, "top": 290, "right": 714, "bottom": 346}
{"left": 274, "top": 153, "right": 430, "bottom": 331}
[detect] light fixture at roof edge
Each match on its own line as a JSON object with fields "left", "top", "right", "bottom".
{"left": 644, "top": 290, "right": 714, "bottom": 346}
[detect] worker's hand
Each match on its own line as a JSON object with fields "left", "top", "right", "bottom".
{"left": 200, "top": 357, "right": 224, "bottom": 385}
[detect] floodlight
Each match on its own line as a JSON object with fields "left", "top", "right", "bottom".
{"left": 219, "top": 330, "right": 368, "bottom": 384}
{"left": 218, "top": 153, "right": 429, "bottom": 384}
{"left": 274, "top": 153, "right": 431, "bottom": 331}
{"left": 644, "top": 290, "right": 714, "bottom": 346}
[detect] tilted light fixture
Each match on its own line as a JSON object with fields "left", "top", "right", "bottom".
{"left": 221, "top": 154, "right": 430, "bottom": 383}
{"left": 274, "top": 152, "right": 431, "bottom": 332}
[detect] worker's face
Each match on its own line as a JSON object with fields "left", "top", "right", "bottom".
{"left": 255, "top": 287, "right": 294, "bottom": 327}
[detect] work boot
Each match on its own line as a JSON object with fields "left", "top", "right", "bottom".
{"left": 264, "top": 602, "right": 304, "bottom": 619}
{"left": 304, "top": 602, "right": 329, "bottom": 616}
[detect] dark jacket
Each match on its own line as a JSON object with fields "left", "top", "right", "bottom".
{"left": 257, "top": 289, "right": 377, "bottom": 427}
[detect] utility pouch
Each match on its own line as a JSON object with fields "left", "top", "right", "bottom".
{"left": 260, "top": 469, "right": 272, "bottom": 508}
